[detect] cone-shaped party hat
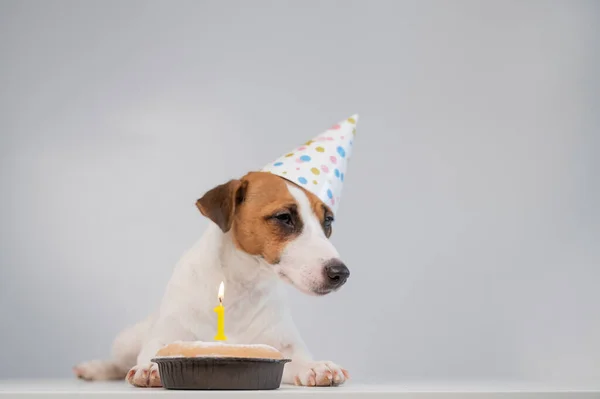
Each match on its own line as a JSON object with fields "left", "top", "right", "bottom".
{"left": 261, "top": 115, "right": 358, "bottom": 215}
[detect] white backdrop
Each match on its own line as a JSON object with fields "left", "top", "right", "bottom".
{"left": 1, "top": 0, "right": 599, "bottom": 386}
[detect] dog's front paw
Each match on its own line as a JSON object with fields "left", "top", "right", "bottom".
{"left": 292, "top": 361, "right": 349, "bottom": 387}
{"left": 126, "top": 363, "right": 162, "bottom": 387}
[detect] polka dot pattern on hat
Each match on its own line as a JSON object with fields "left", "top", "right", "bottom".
{"left": 261, "top": 114, "right": 358, "bottom": 215}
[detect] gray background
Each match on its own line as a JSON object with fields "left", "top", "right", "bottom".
{"left": 1, "top": 0, "right": 599, "bottom": 386}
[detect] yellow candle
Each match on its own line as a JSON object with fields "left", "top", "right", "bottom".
{"left": 214, "top": 281, "right": 227, "bottom": 341}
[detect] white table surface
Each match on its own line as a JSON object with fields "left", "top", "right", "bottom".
{"left": 1, "top": 380, "right": 599, "bottom": 398}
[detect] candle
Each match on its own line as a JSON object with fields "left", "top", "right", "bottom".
{"left": 213, "top": 281, "right": 227, "bottom": 341}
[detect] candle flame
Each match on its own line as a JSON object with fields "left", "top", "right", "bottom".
{"left": 218, "top": 281, "right": 224, "bottom": 304}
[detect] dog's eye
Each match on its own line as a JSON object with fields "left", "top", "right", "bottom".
{"left": 324, "top": 215, "right": 334, "bottom": 228}
{"left": 274, "top": 213, "right": 293, "bottom": 226}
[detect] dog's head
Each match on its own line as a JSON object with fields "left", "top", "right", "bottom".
{"left": 196, "top": 172, "right": 349, "bottom": 295}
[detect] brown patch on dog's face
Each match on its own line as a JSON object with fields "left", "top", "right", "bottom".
{"left": 197, "top": 172, "right": 311, "bottom": 264}
{"left": 230, "top": 172, "right": 306, "bottom": 264}
{"left": 305, "top": 190, "right": 335, "bottom": 238}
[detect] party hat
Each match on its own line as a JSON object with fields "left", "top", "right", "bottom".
{"left": 262, "top": 114, "right": 358, "bottom": 215}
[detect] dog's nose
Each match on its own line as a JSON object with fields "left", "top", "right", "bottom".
{"left": 324, "top": 259, "right": 350, "bottom": 287}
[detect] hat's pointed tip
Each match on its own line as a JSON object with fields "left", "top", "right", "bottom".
{"left": 345, "top": 114, "right": 359, "bottom": 125}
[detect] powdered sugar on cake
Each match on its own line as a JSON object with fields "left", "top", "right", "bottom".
{"left": 153, "top": 341, "right": 280, "bottom": 359}
{"left": 171, "top": 341, "right": 278, "bottom": 350}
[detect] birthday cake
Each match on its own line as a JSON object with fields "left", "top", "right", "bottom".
{"left": 152, "top": 341, "right": 290, "bottom": 390}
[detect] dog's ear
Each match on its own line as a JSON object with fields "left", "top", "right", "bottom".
{"left": 196, "top": 179, "right": 248, "bottom": 232}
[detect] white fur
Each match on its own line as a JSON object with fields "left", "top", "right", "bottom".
{"left": 274, "top": 185, "right": 341, "bottom": 296}
{"left": 74, "top": 183, "right": 348, "bottom": 387}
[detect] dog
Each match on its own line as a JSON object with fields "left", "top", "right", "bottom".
{"left": 73, "top": 171, "right": 350, "bottom": 387}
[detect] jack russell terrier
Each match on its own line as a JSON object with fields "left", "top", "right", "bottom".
{"left": 74, "top": 171, "right": 351, "bottom": 387}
